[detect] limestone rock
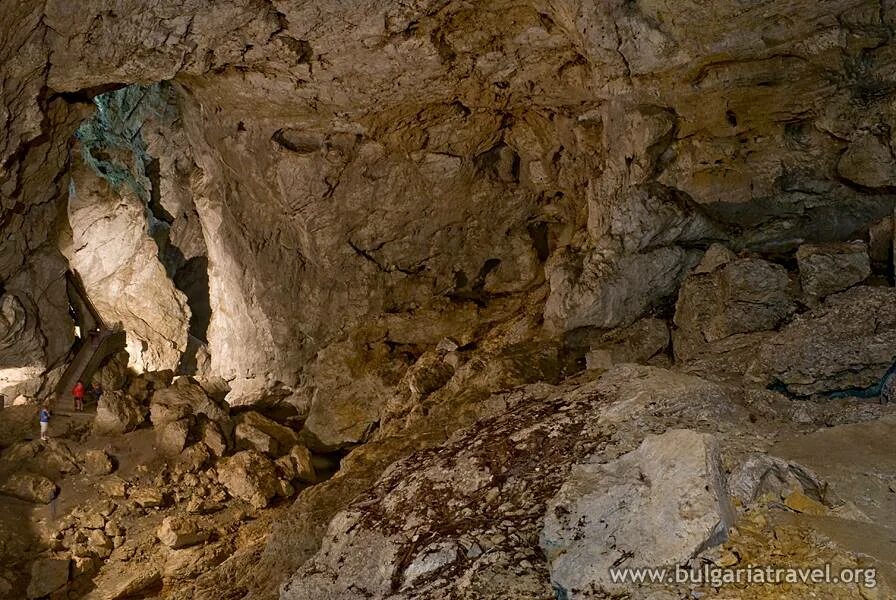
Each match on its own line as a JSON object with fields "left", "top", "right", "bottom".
{"left": 69, "top": 158, "right": 191, "bottom": 373}
{"left": 0, "top": 472, "right": 57, "bottom": 503}
{"left": 540, "top": 430, "right": 735, "bottom": 596}
{"left": 72, "top": 555, "right": 99, "bottom": 578}
{"left": 693, "top": 243, "right": 737, "bottom": 274}
{"left": 584, "top": 317, "right": 669, "bottom": 370}
{"left": 279, "top": 444, "right": 317, "bottom": 484}
{"left": 403, "top": 351, "right": 455, "bottom": 401}
{"left": 94, "top": 391, "right": 147, "bottom": 434}
{"left": 163, "top": 542, "right": 231, "bottom": 579}
{"left": 86, "top": 529, "right": 113, "bottom": 558}
{"left": 157, "top": 516, "right": 209, "bottom": 549}
{"left": 26, "top": 557, "right": 69, "bottom": 599}
{"left": 198, "top": 419, "right": 228, "bottom": 457}
{"left": 98, "top": 476, "right": 128, "bottom": 498}
{"left": 674, "top": 257, "right": 796, "bottom": 379}
{"left": 127, "top": 370, "right": 174, "bottom": 402}
{"left": 130, "top": 487, "right": 165, "bottom": 508}
{"left": 772, "top": 416, "right": 896, "bottom": 524}
{"left": 754, "top": 286, "right": 896, "bottom": 395}
{"left": 236, "top": 425, "right": 277, "bottom": 458}
{"left": 869, "top": 216, "right": 893, "bottom": 265}
{"left": 234, "top": 411, "right": 299, "bottom": 457}
{"left": 91, "top": 351, "right": 130, "bottom": 392}
{"left": 216, "top": 450, "right": 280, "bottom": 509}
{"left": 545, "top": 246, "right": 700, "bottom": 332}
{"left": 796, "top": 241, "right": 871, "bottom": 298}
{"left": 178, "top": 443, "right": 211, "bottom": 473}
{"left": 82, "top": 564, "right": 161, "bottom": 600}
{"left": 156, "top": 419, "right": 190, "bottom": 456}
{"left": 837, "top": 132, "right": 896, "bottom": 189}
{"left": 149, "top": 401, "right": 191, "bottom": 427}
{"left": 151, "top": 377, "right": 229, "bottom": 425}
{"left": 727, "top": 453, "right": 825, "bottom": 508}
{"left": 79, "top": 449, "right": 114, "bottom": 476}
{"left": 300, "top": 342, "right": 394, "bottom": 451}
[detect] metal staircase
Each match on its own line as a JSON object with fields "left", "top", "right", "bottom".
{"left": 53, "top": 271, "right": 126, "bottom": 400}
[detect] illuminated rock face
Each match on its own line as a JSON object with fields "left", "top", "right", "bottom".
{"left": 68, "top": 158, "right": 191, "bottom": 373}
{"left": 3, "top": 0, "right": 896, "bottom": 403}
{"left": 2, "top": 3, "right": 896, "bottom": 599}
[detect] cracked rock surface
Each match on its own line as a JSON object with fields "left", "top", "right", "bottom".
{"left": 3, "top": 1, "right": 896, "bottom": 599}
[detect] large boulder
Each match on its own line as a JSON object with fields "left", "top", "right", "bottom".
{"left": 837, "top": 132, "right": 896, "bottom": 189}
{"left": 0, "top": 472, "right": 58, "bottom": 503}
{"left": 545, "top": 246, "right": 700, "bottom": 332}
{"left": 150, "top": 377, "right": 229, "bottom": 426}
{"left": 276, "top": 444, "right": 317, "bottom": 484}
{"left": 753, "top": 286, "right": 896, "bottom": 395}
{"left": 198, "top": 419, "right": 228, "bottom": 457}
{"left": 796, "top": 241, "right": 871, "bottom": 299}
{"left": 234, "top": 411, "right": 299, "bottom": 457}
{"left": 69, "top": 159, "right": 191, "bottom": 373}
{"left": 26, "top": 557, "right": 69, "bottom": 599}
{"left": 127, "top": 370, "right": 174, "bottom": 402}
{"left": 94, "top": 391, "right": 146, "bottom": 434}
{"left": 155, "top": 419, "right": 190, "bottom": 456}
{"left": 79, "top": 449, "right": 114, "bottom": 476}
{"left": 674, "top": 255, "right": 795, "bottom": 354}
{"left": 673, "top": 253, "right": 796, "bottom": 380}
{"left": 216, "top": 450, "right": 280, "bottom": 509}
{"left": 540, "top": 429, "right": 735, "bottom": 597}
{"left": 91, "top": 350, "right": 130, "bottom": 392}
{"left": 300, "top": 342, "right": 394, "bottom": 451}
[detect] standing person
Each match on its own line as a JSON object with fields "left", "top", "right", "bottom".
{"left": 72, "top": 380, "right": 86, "bottom": 412}
{"left": 91, "top": 381, "right": 103, "bottom": 404}
{"left": 39, "top": 404, "right": 51, "bottom": 441}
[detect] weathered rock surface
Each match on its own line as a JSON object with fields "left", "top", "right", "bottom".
{"left": 584, "top": 317, "right": 670, "bottom": 370}
{"left": 80, "top": 449, "right": 115, "bottom": 476}
{"left": 674, "top": 255, "right": 797, "bottom": 380}
{"left": 281, "top": 381, "right": 610, "bottom": 600}
{"left": 216, "top": 450, "right": 281, "bottom": 509}
{"left": 5, "top": 0, "right": 896, "bottom": 598}
{"left": 0, "top": 471, "right": 58, "bottom": 503}
{"left": 94, "top": 392, "right": 147, "bottom": 434}
{"left": 26, "top": 557, "right": 70, "bottom": 599}
{"left": 541, "top": 429, "right": 735, "bottom": 596}
{"left": 545, "top": 246, "right": 699, "bottom": 332}
{"left": 92, "top": 351, "right": 130, "bottom": 392}
{"left": 156, "top": 419, "right": 191, "bottom": 456}
{"left": 157, "top": 516, "right": 209, "bottom": 549}
{"left": 68, "top": 158, "right": 191, "bottom": 373}
{"left": 198, "top": 419, "right": 228, "bottom": 458}
{"left": 234, "top": 411, "right": 299, "bottom": 457}
{"left": 300, "top": 341, "right": 396, "bottom": 451}
{"left": 796, "top": 241, "right": 871, "bottom": 299}
{"left": 150, "top": 378, "right": 229, "bottom": 426}
{"left": 754, "top": 286, "right": 896, "bottom": 395}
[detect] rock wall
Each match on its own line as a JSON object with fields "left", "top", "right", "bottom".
{"left": 3, "top": 1, "right": 896, "bottom": 397}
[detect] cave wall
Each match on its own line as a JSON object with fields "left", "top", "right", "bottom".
{"left": 2, "top": 0, "right": 896, "bottom": 403}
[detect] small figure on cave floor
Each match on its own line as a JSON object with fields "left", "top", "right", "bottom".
{"left": 91, "top": 381, "right": 103, "bottom": 403}
{"left": 39, "top": 404, "right": 51, "bottom": 441}
{"left": 72, "top": 380, "right": 86, "bottom": 412}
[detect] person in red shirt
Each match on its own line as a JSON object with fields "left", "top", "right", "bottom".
{"left": 72, "top": 380, "right": 86, "bottom": 412}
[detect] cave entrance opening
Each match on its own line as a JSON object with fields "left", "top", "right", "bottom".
{"left": 65, "top": 82, "right": 211, "bottom": 377}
